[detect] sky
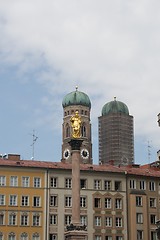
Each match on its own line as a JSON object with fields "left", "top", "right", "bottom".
{"left": 0, "top": 0, "right": 160, "bottom": 165}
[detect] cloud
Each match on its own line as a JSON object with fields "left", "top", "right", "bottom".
{"left": 0, "top": 0, "right": 160, "bottom": 160}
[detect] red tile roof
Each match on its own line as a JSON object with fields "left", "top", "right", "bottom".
{"left": 0, "top": 156, "right": 160, "bottom": 177}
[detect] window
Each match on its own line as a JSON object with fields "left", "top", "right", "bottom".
{"left": 136, "top": 213, "right": 143, "bottom": 224}
{"left": 65, "top": 215, "right": 71, "bottom": 225}
{"left": 0, "top": 195, "right": 5, "bottom": 205}
{"left": 137, "top": 230, "right": 143, "bottom": 240}
{"left": 94, "top": 198, "right": 101, "bottom": 208}
{"left": 105, "top": 237, "right": 112, "bottom": 240}
{"left": 130, "top": 179, "right": 136, "bottom": 189}
{"left": 22, "top": 177, "right": 29, "bottom": 187}
{"left": 81, "top": 125, "right": 86, "bottom": 137}
{"left": 80, "top": 216, "right": 87, "bottom": 225}
{"left": 104, "top": 180, "right": 111, "bottom": 190}
{"left": 116, "top": 237, "right": 123, "bottom": 240}
{"left": 65, "top": 196, "right": 72, "bottom": 207}
{"left": 80, "top": 197, "right": 87, "bottom": 208}
{"left": 136, "top": 196, "right": 142, "bottom": 206}
{"left": 0, "top": 213, "right": 4, "bottom": 225}
{"left": 105, "top": 198, "right": 111, "bottom": 209}
{"left": 95, "top": 236, "right": 101, "bottom": 240}
{"left": 151, "top": 231, "right": 156, "bottom": 240}
{"left": 115, "top": 198, "right": 122, "bottom": 209}
{"left": 115, "top": 217, "right": 122, "bottom": 227}
{"left": 49, "top": 234, "right": 57, "bottom": 240}
{"left": 149, "top": 181, "right": 156, "bottom": 191}
{"left": 9, "top": 213, "right": 17, "bottom": 225}
{"left": 150, "top": 214, "right": 156, "bottom": 224}
{"left": 0, "top": 232, "right": 3, "bottom": 240}
{"left": 50, "top": 214, "right": 57, "bottom": 225}
{"left": 10, "top": 176, "right": 18, "bottom": 187}
{"left": 21, "top": 214, "right": 28, "bottom": 226}
{"left": 0, "top": 176, "right": 6, "bottom": 186}
{"left": 33, "top": 214, "right": 40, "bottom": 226}
{"left": 66, "top": 124, "right": 70, "bottom": 138}
{"left": 20, "top": 232, "right": 28, "bottom": 240}
{"left": 8, "top": 233, "right": 16, "bottom": 240}
{"left": 50, "top": 195, "right": 58, "bottom": 207}
{"left": 94, "top": 180, "right": 101, "bottom": 190}
{"left": 21, "top": 196, "right": 29, "bottom": 206}
{"left": 105, "top": 217, "right": 112, "bottom": 227}
{"left": 139, "top": 180, "right": 146, "bottom": 190}
{"left": 9, "top": 195, "right": 17, "bottom": 206}
{"left": 34, "top": 177, "right": 41, "bottom": 188}
{"left": 95, "top": 216, "right": 101, "bottom": 226}
{"left": 115, "top": 181, "right": 121, "bottom": 191}
{"left": 80, "top": 179, "right": 87, "bottom": 189}
{"left": 32, "top": 233, "right": 40, "bottom": 240}
{"left": 50, "top": 177, "right": 58, "bottom": 188}
{"left": 33, "top": 196, "right": 41, "bottom": 207}
{"left": 65, "top": 178, "right": 72, "bottom": 188}
{"left": 150, "top": 198, "right": 156, "bottom": 208}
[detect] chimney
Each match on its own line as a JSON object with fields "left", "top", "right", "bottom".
{"left": 8, "top": 154, "right": 20, "bottom": 161}
{"left": 109, "top": 160, "right": 114, "bottom": 165}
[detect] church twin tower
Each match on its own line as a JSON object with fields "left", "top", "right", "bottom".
{"left": 62, "top": 88, "right": 134, "bottom": 166}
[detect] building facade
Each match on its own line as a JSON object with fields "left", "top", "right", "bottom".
{"left": 0, "top": 154, "right": 159, "bottom": 240}
{"left": 0, "top": 154, "right": 47, "bottom": 240}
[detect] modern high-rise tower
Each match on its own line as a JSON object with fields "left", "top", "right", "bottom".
{"left": 62, "top": 87, "right": 92, "bottom": 164}
{"left": 98, "top": 97, "right": 134, "bottom": 166}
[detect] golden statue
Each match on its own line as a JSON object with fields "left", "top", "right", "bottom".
{"left": 70, "top": 111, "right": 82, "bottom": 138}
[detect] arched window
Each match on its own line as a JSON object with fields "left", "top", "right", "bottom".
{"left": 20, "top": 232, "right": 28, "bottom": 240}
{"left": 0, "top": 232, "right": 3, "bottom": 240}
{"left": 32, "top": 233, "right": 40, "bottom": 240}
{"left": 66, "top": 124, "right": 70, "bottom": 138}
{"left": 8, "top": 232, "right": 16, "bottom": 240}
{"left": 81, "top": 124, "right": 86, "bottom": 137}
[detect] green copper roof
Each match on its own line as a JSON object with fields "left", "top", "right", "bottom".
{"left": 102, "top": 98, "right": 129, "bottom": 116}
{"left": 62, "top": 89, "right": 91, "bottom": 108}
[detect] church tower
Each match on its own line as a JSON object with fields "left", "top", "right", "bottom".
{"left": 62, "top": 87, "right": 92, "bottom": 164}
{"left": 99, "top": 97, "right": 134, "bottom": 166}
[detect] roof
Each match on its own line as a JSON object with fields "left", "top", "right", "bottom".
{"left": 102, "top": 98, "right": 129, "bottom": 116}
{"left": 62, "top": 89, "right": 91, "bottom": 108}
{"left": 1, "top": 157, "right": 160, "bottom": 178}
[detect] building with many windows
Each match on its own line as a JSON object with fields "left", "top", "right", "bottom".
{"left": 0, "top": 154, "right": 160, "bottom": 239}
{"left": 0, "top": 154, "right": 47, "bottom": 240}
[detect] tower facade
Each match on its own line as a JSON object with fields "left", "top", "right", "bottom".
{"left": 98, "top": 98, "right": 134, "bottom": 165}
{"left": 62, "top": 88, "right": 92, "bottom": 164}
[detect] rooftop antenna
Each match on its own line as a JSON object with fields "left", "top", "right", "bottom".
{"left": 147, "top": 140, "right": 152, "bottom": 163}
{"left": 31, "top": 130, "right": 38, "bottom": 160}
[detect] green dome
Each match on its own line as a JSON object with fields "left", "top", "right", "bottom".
{"left": 102, "top": 98, "right": 129, "bottom": 116}
{"left": 62, "top": 89, "right": 91, "bottom": 108}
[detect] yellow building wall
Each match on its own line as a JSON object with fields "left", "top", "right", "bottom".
{"left": 0, "top": 166, "right": 47, "bottom": 239}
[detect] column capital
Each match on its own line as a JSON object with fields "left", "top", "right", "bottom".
{"left": 68, "top": 139, "right": 83, "bottom": 151}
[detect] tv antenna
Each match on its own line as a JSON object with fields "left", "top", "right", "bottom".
{"left": 147, "top": 140, "right": 152, "bottom": 163}
{"left": 31, "top": 130, "right": 38, "bottom": 160}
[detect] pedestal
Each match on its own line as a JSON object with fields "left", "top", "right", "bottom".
{"left": 65, "top": 230, "right": 88, "bottom": 240}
